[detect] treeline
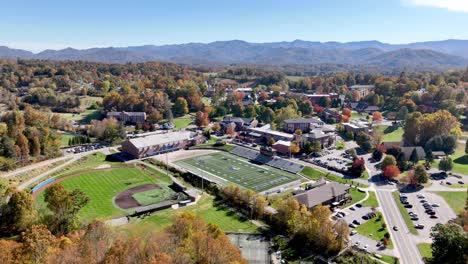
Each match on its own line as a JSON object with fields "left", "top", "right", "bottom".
{"left": 0, "top": 106, "right": 64, "bottom": 170}
{"left": 0, "top": 179, "right": 246, "bottom": 264}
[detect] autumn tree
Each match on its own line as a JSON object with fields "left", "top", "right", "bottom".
{"left": 289, "top": 142, "right": 301, "bottom": 155}
{"left": 0, "top": 239, "right": 21, "bottom": 264}
{"left": 20, "top": 225, "right": 57, "bottom": 264}
{"left": 195, "top": 111, "right": 209, "bottom": 127}
{"left": 225, "top": 124, "right": 236, "bottom": 137}
{"left": 356, "top": 132, "right": 373, "bottom": 153}
{"left": 348, "top": 157, "right": 365, "bottom": 176}
{"left": 383, "top": 165, "right": 400, "bottom": 178}
{"left": 342, "top": 108, "right": 352, "bottom": 118}
{"left": 212, "top": 122, "right": 221, "bottom": 133}
{"left": 429, "top": 223, "right": 468, "bottom": 264}
{"left": 381, "top": 155, "right": 397, "bottom": 171}
{"left": 44, "top": 183, "right": 90, "bottom": 235}
{"left": 2, "top": 190, "right": 37, "bottom": 233}
{"left": 88, "top": 118, "right": 126, "bottom": 144}
{"left": 372, "top": 111, "right": 383, "bottom": 122}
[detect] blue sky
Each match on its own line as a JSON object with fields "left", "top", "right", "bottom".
{"left": 2, "top": 0, "right": 468, "bottom": 52}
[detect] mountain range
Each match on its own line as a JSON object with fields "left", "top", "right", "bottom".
{"left": 1, "top": 39, "right": 468, "bottom": 69}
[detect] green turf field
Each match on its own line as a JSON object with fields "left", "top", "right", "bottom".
{"left": 132, "top": 187, "right": 178, "bottom": 206}
{"left": 174, "top": 152, "right": 300, "bottom": 192}
{"left": 36, "top": 167, "right": 173, "bottom": 220}
{"left": 121, "top": 195, "right": 260, "bottom": 236}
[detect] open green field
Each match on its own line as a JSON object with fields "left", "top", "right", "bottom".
{"left": 351, "top": 111, "right": 369, "bottom": 120}
{"left": 60, "top": 133, "right": 75, "bottom": 147}
{"left": 56, "top": 109, "right": 103, "bottom": 124}
{"left": 36, "top": 166, "right": 173, "bottom": 220}
{"left": 174, "top": 152, "right": 300, "bottom": 192}
{"left": 375, "top": 125, "right": 404, "bottom": 142}
{"left": 121, "top": 195, "right": 259, "bottom": 236}
{"left": 447, "top": 143, "right": 468, "bottom": 175}
{"left": 432, "top": 191, "right": 467, "bottom": 213}
{"left": 300, "top": 166, "right": 369, "bottom": 187}
{"left": 392, "top": 191, "right": 418, "bottom": 235}
{"left": 417, "top": 243, "right": 432, "bottom": 260}
{"left": 132, "top": 187, "right": 177, "bottom": 206}
{"left": 173, "top": 116, "right": 193, "bottom": 129}
{"left": 355, "top": 212, "right": 393, "bottom": 248}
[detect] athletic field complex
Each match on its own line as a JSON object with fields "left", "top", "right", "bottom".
{"left": 174, "top": 152, "right": 301, "bottom": 192}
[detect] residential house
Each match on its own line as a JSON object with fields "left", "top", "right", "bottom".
{"left": 220, "top": 116, "right": 258, "bottom": 132}
{"left": 349, "top": 85, "right": 375, "bottom": 97}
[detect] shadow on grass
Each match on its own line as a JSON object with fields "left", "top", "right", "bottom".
{"left": 383, "top": 125, "right": 399, "bottom": 134}
{"left": 454, "top": 155, "right": 468, "bottom": 165}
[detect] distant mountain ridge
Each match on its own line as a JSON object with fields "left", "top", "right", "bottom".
{"left": 1, "top": 39, "right": 468, "bottom": 69}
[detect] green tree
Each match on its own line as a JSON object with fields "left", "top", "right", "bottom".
{"left": 409, "top": 148, "right": 419, "bottom": 165}
{"left": 356, "top": 132, "right": 373, "bottom": 153}
{"left": 439, "top": 157, "right": 453, "bottom": 172}
{"left": 414, "top": 164, "right": 428, "bottom": 184}
{"left": 465, "top": 139, "right": 468, "bottom": 155}
{"left": 381, "top": 155, "right": 397, "bottom": 171}
{"left": 44, "top": 183, "right": 90, "bottom": 235}
{"left": 172, "top": 97, "right": 189, "bottom": 117}
{"left": 429, "top": 223, "right": 468, "bottom": 264}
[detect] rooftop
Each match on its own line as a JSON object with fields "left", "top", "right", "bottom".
{"left": 249, "top": 127, "right": 294, "bottom": 139}
{"left": 293, "top": 180, "right": 350, "bottom": 209}
{"left": 127, "top": 131, "right": 193, "bottom": 149}
{"left": 284, "top": 118, "right": 322, "bottom": 124}
{"left": 273, "top": 140, "right": 291, "bottom": 147}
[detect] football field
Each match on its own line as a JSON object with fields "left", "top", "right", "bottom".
{"left": 174, "top": 152, "right": 300, "bottom": 192}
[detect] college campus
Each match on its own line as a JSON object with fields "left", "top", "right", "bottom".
{"left": 1, "top": 1, "right": 468, "bottom": 264}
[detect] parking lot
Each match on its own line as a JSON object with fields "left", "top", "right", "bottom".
{"left": 398, "top": 192, "right": 457, "bottom": 240}
{"left": 335, "top": 206, "right": 396, "bottom": 256}
{"left": 309, "top": 149, "right": 351, "bottom": 171}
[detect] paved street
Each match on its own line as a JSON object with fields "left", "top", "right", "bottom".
{"left": 376, "top": 190, "right": 423, "bottom": 264}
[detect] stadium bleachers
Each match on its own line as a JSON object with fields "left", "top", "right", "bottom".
{"left": 230, "top": 146, "right": 304, "bottom": 174}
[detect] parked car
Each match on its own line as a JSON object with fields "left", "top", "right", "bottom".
{"left": 432, "top": 203, "right": 440, "bottom": 207}
{"left": 415, "top": 224, "right": 424, "bottom": 229}
{"left": 349, "top": 223, "right": 357, "bottom": 228}
{"left": 353, "top": 220, "right": 361, "bottom": 225}
{"left": 430, "top": 215, "right": 439, "bottom": 219}
{"left": 458, "top": 181, "right": 464, "bottom": 185}
{"left": 417, "top": 194, "right": 425, "bottom": 199}
{"left": 393, "top": 226, "right": 398, "bottom": 231}
{"left": 350, "top": 230, "right": 357, "bottom": 236}
{"left": 404, "top": 204, "right": 413, "bottom": 208}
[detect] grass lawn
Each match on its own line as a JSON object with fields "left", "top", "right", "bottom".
{"left": 349, "top": 188, "right": 366, "bottom": 204}
{"left": 336, "top": 141, "right": 345, "bottom": 150}
{"left": 392, "top": 191, "right": 418, "bottom": 235}
{"left": 60, "top": 133, "right": 78, "bottom": 147}
{"left": 173, "top": 116, "right": 193, "bottom": 129}
{"left": 377, "top": 254, "right": 400, "bottom": 264}
{"left": 361, "top": 191, "right": 379, "bottom": 207}
{"left": 355, "top": 212, "right": 393, "bottom": 248}
{"left": 120, "top": 195, "right": 260, "bottom": 237}
{"left": 432, "top": 191, "right": 467, "bottom": 213}
{"left": 374, "top": 125, "right": 404, "bottom": 142}
{"left": 174, "top": 152, "right": 300, "bottom": 192}
{"left": 56, "top": 109, "right": 103, "bottom": 124}
{"left": 351, "top": 111, "right": 368, "bottom": 120}
{"left": 36, "top": 166, "right": 173, "bottom": 221}
{"left": 417, "top": 243, "right": 432, "bottom": 260}
{"left": 447, "top": 143, "right": 468, "bottom": 175}
{"left": 301, "top": 167, "right": 369, "bottom": 187}
{"left": 132, "top": 187, "right": 179, "bottom": 206}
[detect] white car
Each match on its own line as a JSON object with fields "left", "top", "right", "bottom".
{"left": 350, "top": 230, "right": 357, "bottom": 236}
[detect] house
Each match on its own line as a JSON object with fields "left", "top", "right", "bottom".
{"left": 107, "top": 111, "right": 147, "bottom": 124}
{"left": 121, "top": 131, "right": 204, "bottom": 159}
{"left": 304, "top": 93, "right": 339, "bottom": 104}
{"left": 272, "top": 140, "right": 291, "bottom": 155}
{"left": 323, "top": 109, "right": 342, "bottom": 123}
{"left": 401, "top": 146, "right": 426, "bottom": 160}
{"left": 431, "top": 151, "right": 446, "bottom": 159}
{"left": 293, "top": 178, "right": 351, "bottom": 209}
{"left": 283, "top": 118, "right": 324, "bottom": 133}
{"left": 220, "top": 117, "right": 258, "bottom": 132}
{"left": 342, "top": 120, "right": 371, "bottom": 135}
{"left": 349, "top": 85, "right": 375, "bottom": 97}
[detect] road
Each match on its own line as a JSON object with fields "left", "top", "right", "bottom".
{"left": 3, "top": 147, "right": 114, "bottom": 190}
{"left": 376, "top": 190, "right": 423, "bottom": 264}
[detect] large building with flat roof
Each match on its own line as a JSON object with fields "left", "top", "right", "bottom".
{"left": 107, "top": 111, "right": 146, "bottom": 124}
{"left": 283, "top": 118, "right": 324, "bottom": 133}
{"left": 122, "top": 131, "right": 204, "bottom": 159}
